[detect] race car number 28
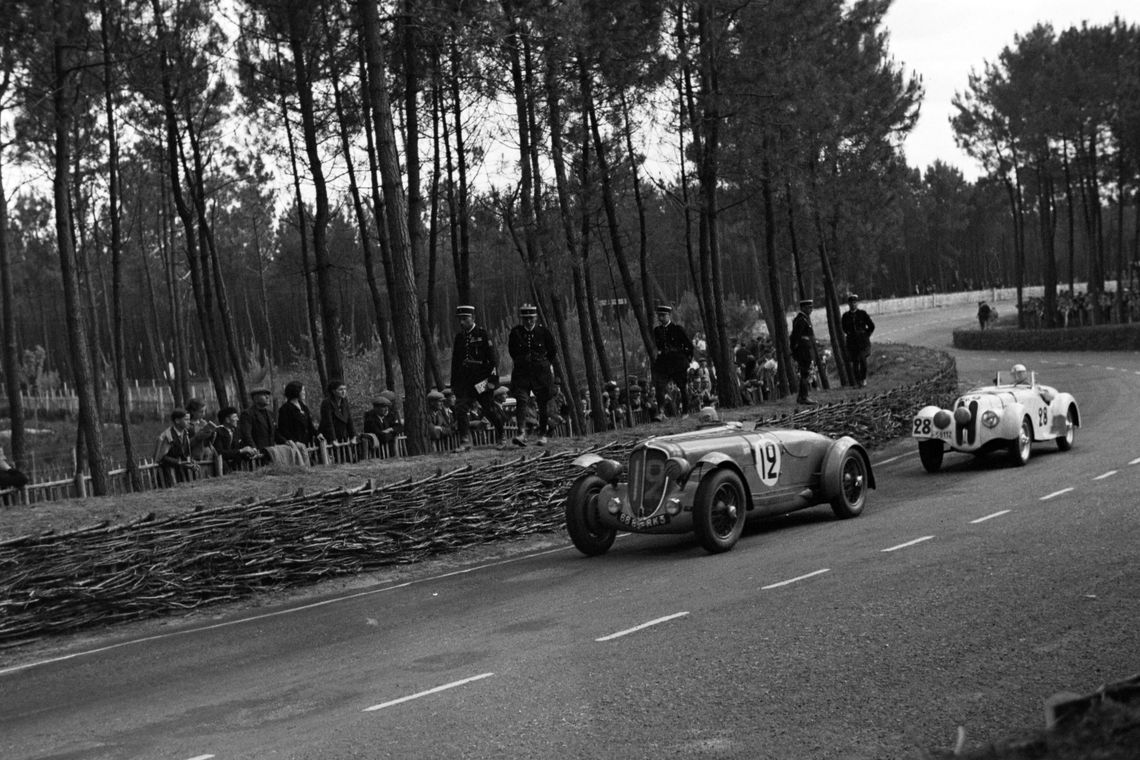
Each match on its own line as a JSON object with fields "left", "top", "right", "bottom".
{"left": 753, "top": 439, "right": 781, "bottom": 486}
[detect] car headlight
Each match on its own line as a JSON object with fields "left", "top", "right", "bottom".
{"left": 953, "top": 406, "right": 972, "bottom": 424}
{"left": 663, "top": 456, "right": 691, "bottom": 483}
{"left": 981, "top": 410, "right": 1000, "bottom": 428}
{"left": 933, "top": 410, "right": 952, "bottom": 429}
{"left": 594, "top": 458, "right": 624, "bottom": 483}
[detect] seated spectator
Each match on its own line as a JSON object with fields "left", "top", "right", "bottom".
{"left": 239, "top": 387, "right": 281, "bottom": 463}
{"left": 185, "top": 397, "right": 218, "bottom": 461}
{"left": 214, "top": 406, "right": 260, "bottom": 470}
{"left": 427, "top": 389, "right": 454, "bottom": 441}
{"left": 319, "top": 379, "right": 357, "bottom": 443}
{"left": 364, "top": 391, "right": 403, "bottom": 454}
{"left": 155, "top": 408, "right": 199, "bottom": 485}
{"left": 0, "top": 443, "right": 29, "bottom": 490}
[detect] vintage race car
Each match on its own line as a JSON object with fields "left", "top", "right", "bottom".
{"left": 911, "top": 369, "right": 1079, "bottom": 472}
{"left": 564, "top": 422, "right": 874, "bottom": 555}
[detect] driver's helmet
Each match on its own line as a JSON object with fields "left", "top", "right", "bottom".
{"left": 1011, "top": 363, "right": 1028, "bottom": 384}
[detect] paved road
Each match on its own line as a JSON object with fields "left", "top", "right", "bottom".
{"left": 3, "top": 304, "right": 1138, "bottom": 759}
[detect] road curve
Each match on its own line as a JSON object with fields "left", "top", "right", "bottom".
{"left": 2, "top": 303, "right": 1138, "bottom": 759}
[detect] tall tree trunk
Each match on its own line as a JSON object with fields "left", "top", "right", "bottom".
{"left": 288, "top": 16, "right": 342, "bottom": 382}
{"left": 53, "top": 4, "right": 107, "bottom": 494}
{"left": 359, "top": 0, "right": 428, "bottom": 453}
{"left": 761, "top": 139, "right": 792, "bottom": 398}
{"left": 101, "top": 0, "right": 141, "bottom": 491}
{"left": 0, "top": 126, "right": 24, "bottom": 468}
{"left": 448, "top": 37, "right": 472, "bottom": 305}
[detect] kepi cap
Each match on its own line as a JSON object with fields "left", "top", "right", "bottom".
{"left": 799, "top": 298, "right": 814, "bottom": 307}
{"left": 456, "top": 305, "right": 475, "bottom": 317}
{"left": 847, "top": 293, "right": 859, "bottom": 302}
{"left": 519, "top": 303, "right": 538, "bottom": 318}
{"left": 655, "top": 304, "right": 673, "bottom": 315}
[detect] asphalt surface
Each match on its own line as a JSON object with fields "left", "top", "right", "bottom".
{"left": 2, "top": 303, "right": 1138, "bottom": 759}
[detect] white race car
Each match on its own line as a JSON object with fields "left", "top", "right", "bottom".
{"left": 912, "top": 368, "right": 1079, "bottom": 472}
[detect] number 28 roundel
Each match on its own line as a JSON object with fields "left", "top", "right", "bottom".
{"left": 752, "top": 437, "right": 781, "bottom": 487}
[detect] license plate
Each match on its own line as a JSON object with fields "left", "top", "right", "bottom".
{"left": 619, "top": 513, "right": 670, "bottom": 529}
{"left": 913, "top": 429, "right": 953, "bottom": 441}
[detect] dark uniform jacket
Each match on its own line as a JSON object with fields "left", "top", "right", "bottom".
{"left": 652, "top": 322, "right": 694, "bottom": 378}
{"left": 790, "top": 310, "right": 815, "bottom": 365}
{"left": 278, "top": 401, "right": 319, "bottom": 445}
{"left": 319, "top": 397, "right": 356, "bottom": 442}
{"left": 450, "top": 324, "right": 499, "bottom": 395}
{"left": 841, "top": 308, "right": 875, "bottom": 356}
{"left": 508, "top": 324, "right": 557, "bottom": 386}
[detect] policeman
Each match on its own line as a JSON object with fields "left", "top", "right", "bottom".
{"left": 789, "top": 298, "right": 817, "bottom": 405}
{"left": 841, "top": 293, "right": 875, "bottom": 387}
{"left": 449, "top": 305, "right": 504, "bottom": 450}
{"left": 508, "top": 303, "right": 557, "bottom": 446}
{"left": 651, "top": 304, "right": 695, "bottom": 419}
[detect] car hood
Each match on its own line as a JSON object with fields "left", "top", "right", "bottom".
{"left": 639, "top": 424, "right": 827, "bottom": 458}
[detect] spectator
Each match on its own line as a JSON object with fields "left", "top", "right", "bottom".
{"left": 427, "top": 389, "right": 454, "bottom": 441}
{"left": 508, "top": 303, "right": 557, "bottom": 446}
{"left": 650, "top": 304, "right": 694, "bottom": 420}
{"left": 789, "top": 298, "right": 817, "bottom": 405}
{"left": 841, "top": 293, "right": 875, "bottom": 387}
{"left": 318, "top": 379, "right": 356, "bottom": 443}
{"left": 278, "top": 381, "right": 320, "bottom": 448}
{"left": 155, "top": 408, "right": 199, "bottom": 485}
{"left": 184, "top": 398, "right": 218, "bottom": 460}
{"left": 0, "top": 443, "right": 29, "bottom": 490}
{"left": 977, "top": 301, "right": 992, "bottom": 330}
{"left": 214, "top": 406, "right": 260, "bottom": 470}
{"left": 239, "top": 387, "right": 281, "bottom": 459}
{"left": 363, "top": 392, "right": 403, "bottom": 455}
{"left": 449, "top": 304, "right": 505, "bottom": 450}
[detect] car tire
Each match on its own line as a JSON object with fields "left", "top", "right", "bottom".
{"left": 1009, "top": 416, "right": 1032, "bottom": 466}
{"left": 1056, "top": 405, "right": 1076, "bottom": 451}
{"left": 918, "top": 440, "right": 943, "bottom": 473}
{"left": 829, "top": 449, "right": 868, "bottom": 518}
{"left": 565, "top": 474, "right": 616, "bottom": 556}
{"left": 693, "top": 468, "right": 747, "bottom": 554}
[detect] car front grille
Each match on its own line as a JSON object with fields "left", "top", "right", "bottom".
{"left": 628, "top": 446, "right": 668, "bottom": 517}
{"left": 956, "top": 399, "right": 978, "bottom": 445}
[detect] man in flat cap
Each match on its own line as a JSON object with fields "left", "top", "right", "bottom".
{"left": 450, "top": 304, "right": 504, "bottom": 450}
{"left": 651, "top": 303, "right": 695, "bottom": 420}
{"left": 238, "top": 387, "right": 282, "bottom": 461}
{"left": 841, "top": 293, "right": 875, "bottom": 387}
{"left": 508, "top": 303, "right": 557, "bottom": 446}
{"left": 789, "top": 298, "right": 817, "bottom": 405}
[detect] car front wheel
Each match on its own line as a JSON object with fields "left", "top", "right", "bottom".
{"left": 693, "top": 469, "right": 747, "bottom": 554}
{"left": 830, "top": 449, "right": 868, "bottom": 518}
{"left": 1056, "top": 406, "right": 1076, "bottom": 451}
{"left": 918, "top": 440, "right": 944, "bottom": 473}
{"left": 565, "top": 474, "right": 617, "bottom": 556}
{"left": 1009, "top": 416, "right": 1032, "bottom": 466}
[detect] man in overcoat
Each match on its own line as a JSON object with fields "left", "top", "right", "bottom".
{"left": 450, "top": 305, "right": 504, "bottom": 450}
{"left": 789, "top": 299, "right": 817, "bottom": 405}
{"left": 508, "top": 303, "right": 557, "bottom": 446}
{"left": 841, "top": 293, "right": 875, "bottom": 387}
{"left": 651, "top": 304, "right": 695, "bottom": 419}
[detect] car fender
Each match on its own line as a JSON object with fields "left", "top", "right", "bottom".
{"left": 572, "top": 452, "right": 606, "bottom": 470}
{"left": 693, "top": 451, "right": 752, "bottom": 505}
{"left": 819, "top": 437, "right": 875, "bottom": 501}
{"left": 997, "top": 401, "right": 1029, "bottom": 440}
{"left": 1052, "top": 393, "right": 1081, "bottom": 430}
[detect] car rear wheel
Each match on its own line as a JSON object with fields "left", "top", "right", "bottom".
{"left": 918, "top": 440, "right": 943, "bottom": 473}
{"left": 565, "top": 474, "right": 616, "bottom": 556}
{"left": 1008, "top": 416, "right": 1032, "bottom": 466}
{"left": 693, "top": 469, "right": 747, "bottom": 554}
{"left": 1056, "top": 406, "right": 1076, "bottom": 451}
{"left": 830, "top": 449, "right": 868, "bottom": 518}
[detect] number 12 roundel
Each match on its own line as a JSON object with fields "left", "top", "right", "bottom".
{"left": 752, "top": 438, "right": 781, "bottom": 487}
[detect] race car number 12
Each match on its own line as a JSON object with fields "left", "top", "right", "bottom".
{"left": 754, "top": 439, "right": 781, "bottom": 486}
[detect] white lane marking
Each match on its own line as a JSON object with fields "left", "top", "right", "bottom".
{"left": 1040, "top": 487, "right": 1074, "bottom": 501}
{"left": 596, "top": 611, "right": 689, "bottom": 642}
{"left": 0, "top": 546, "right": 569, "bottom": 678}
{"left": 185, "top": 756, "right": 215, "bottom": 760}
{"left": 1105, "top": 366, "right": 1117, "bottom": 371}
{"left": 762, "top": 568, "right": 830, "bottom": 590}
{"left": 364, "top": 672, "right": 495, "bottom": 712}
{"left": 970, "top": 510, "right": 1010, "bottom": 524}
{"left": 1130, "top": 458, "right": 1140, "bottom": 465}
{"left": 881, "top": 536, "right": 934, "bottom": 553}
{"left": 1093, "top": 471, "right": 1117, "bottom": 481}
{"left": 873, "top": 453, "right": 910, "bottom": 466}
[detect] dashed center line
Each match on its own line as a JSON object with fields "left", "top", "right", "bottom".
{"left": 1093, "top": 471, "right": 1117, "bottom": 481}
{"left": 364, "top": 672, "right": 495, "bottom": 712}
{"left": 1040, "top": 487, "right": 1074, "bottom": 501}
{"left": 596, "top": 611, "right": 689, "bottom": 642}
{"left": 1130, "top": 457, "right": 1140, "bottom": 465}
{"left": 184, "top": 756, "right": 215, "bottom": 760}
{"left": 970, "top": 510, "right": 1010, "bottom": 524}
{"left": 881, "top": 536, "right": 934, "bottom": 552}
{"left": 762, "top": 569, "right": 830, "bottom": 589}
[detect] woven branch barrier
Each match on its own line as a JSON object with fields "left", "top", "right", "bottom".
{"left": 0, "top": 354, "right": 956, "bottom": 646}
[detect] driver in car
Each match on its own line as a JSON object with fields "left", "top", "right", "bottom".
{"left": 1011, "top": 363, "right": 1030, "bottom": 384}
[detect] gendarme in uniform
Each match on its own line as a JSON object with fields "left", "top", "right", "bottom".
{"left": 651, "top": 304, "right": 694, "bottom": 418}
{"left": 449, "top": 304, "right": 504, "bottom": 449}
